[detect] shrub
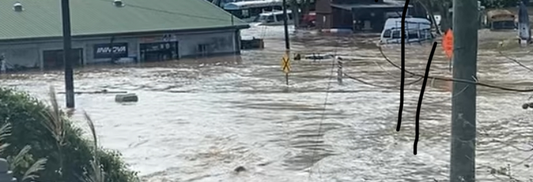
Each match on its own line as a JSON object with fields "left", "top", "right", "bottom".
{"left": 0, "top": 87, "right": 139, "bottom": 182}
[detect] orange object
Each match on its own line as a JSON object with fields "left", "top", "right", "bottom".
{"left": 442, "top": 29, "right": 453, "bottom": 60}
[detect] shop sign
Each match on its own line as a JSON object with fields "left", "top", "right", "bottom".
{"left": 93, "top": 43, "right": 128, "bottom": 59}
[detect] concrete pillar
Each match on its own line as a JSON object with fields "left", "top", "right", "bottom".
{"left": 0, "top": 158, "right": 17, "bottom": 182}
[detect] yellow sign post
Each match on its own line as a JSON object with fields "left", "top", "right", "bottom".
{"left": 281, "top": 51, "right": 290, "bottom": 85}
{"left": 281, "top": 54, "right": 291, "bottom": 73}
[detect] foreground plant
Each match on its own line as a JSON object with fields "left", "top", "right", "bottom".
{"left": 79, "top": 112, "right": 105, "bottom": 182}
{"left": 0, "top": 123, "right": 47, "bottom": 182}
{"left": 0, "top": 86, "right": 139, "bottom": 181}
{"left": 40, "top": 86, "right": 67, "bottom": 179}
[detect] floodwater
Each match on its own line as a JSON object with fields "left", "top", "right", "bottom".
{"left": 2, "top": 26, "right": 533, "bottom": 182}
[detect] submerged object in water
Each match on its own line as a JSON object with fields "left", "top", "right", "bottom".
{"left": 115, "top": 93, "right": 138, "bottom": 102}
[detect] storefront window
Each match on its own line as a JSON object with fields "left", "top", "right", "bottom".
{"left": 139, "top": 41, "right": 178, "bottom": 62}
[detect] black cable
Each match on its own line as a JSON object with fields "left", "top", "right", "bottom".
{"left": 342, "top": 36, "right": 422, "bottom": 88}
{"left": 497, "top": 44, "right": 533, "bottom": 72}
{"left": 96, "top": 0, "right": 233, "bottom": 22}
{"left": 307, "top": 34, "right": 339, "bottom": 180}
{"left": 378, "top": 44, "right": 533, "bottom": 92}
{"left": 344, "top": 73, "right": 423, "bottom": 89}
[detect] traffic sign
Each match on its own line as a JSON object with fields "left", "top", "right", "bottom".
{"left": 281, "top": 54, "right": 290, "bottom": 73}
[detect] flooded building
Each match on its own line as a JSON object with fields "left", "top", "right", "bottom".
{"left": 0, "top": 0, "right": 249, "bottom": 71}
{"left": 315, "top": 0, "right": 426, "bottom": 32}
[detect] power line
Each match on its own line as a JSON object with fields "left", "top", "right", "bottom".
{"left": 343, "top": 36, "right": 422, "bottom": 89}
{"left": 497, "top": 43, "right": 533, "bottom": 72}
{"left": 307, "top": 34, "right": 341, "bottom": 181}
{"left": 344, "top": 73, "right": 423, "bottom": 89}
{"left": 96, "top": 0, "right": 234, "bottom": 22}
{"left": 377, "top": 44, "right": 533, "bottom": 92}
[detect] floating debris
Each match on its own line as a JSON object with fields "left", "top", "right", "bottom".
{"left": 234, "top": 166, "right": 246, "bottom": 173}
{"left": 115, "top": 93, "right": 138, "bottom": 102}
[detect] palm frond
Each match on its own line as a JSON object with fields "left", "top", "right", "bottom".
{"left": 20, "top": 158, "right": 47, "bottom": 182}
{"left": 83, "top": 112, "right": 98, "bottom": 151}
{"left": 0, "top": 123, "right": 12, "bottom": 154}
{"left": 80, "top": 159, "right": 105, "bottom": 182}
{"left": 0, "top": 143, "right": 10, "bottom": 154}
{"left": 83, "top": 111, "right": 105, "bottom": 182}
{"left": 40, "top": 86, "right": 65, "bottom": 144}
{"left": 9, "top": 145, "right": 31, "bottom": 170}
{"left": 0, "top": 122, "right": 12, "bottom": 139}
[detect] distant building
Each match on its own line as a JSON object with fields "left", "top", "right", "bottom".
{"left": 315, "top": 0, "right": 426, "bottom": 32}
{"left": 0, "top": 0, "right": 249, "bottom": 71}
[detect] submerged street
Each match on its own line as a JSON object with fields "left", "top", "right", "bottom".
{"left": 2, "top": 26, "right": 533, "bottom": 181}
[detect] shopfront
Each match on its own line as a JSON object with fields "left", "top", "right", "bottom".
{"left": 139, "top": 41, "right": 179, "bottom": 62}
{"left": 43, "top": 48, "right": 83, "bottom": 70}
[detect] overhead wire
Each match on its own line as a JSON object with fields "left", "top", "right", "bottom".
{"left": 305, "top": 19, "right": 354, "bottom": 180}
{"left": 306, "top": 34, "right": 340, "bottom": 181}
{"left": 96, "top": 0, "right": 237, "bottom": 22}
{"left": 377, "top": 44, "right": 533, "bottom": 92}
{"left": 342, "top": 36, "right": 423, "bottom": 89}
{"left": 497, "top": 42, "right": 533, "bottom": 72}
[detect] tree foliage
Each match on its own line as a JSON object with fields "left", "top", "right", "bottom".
{"left": 0, "top": 87, "right": 139, "bottom": 182}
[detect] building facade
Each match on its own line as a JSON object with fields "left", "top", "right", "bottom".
{"left": 315, "top": 0, "right": 426, "bottom": 32}
{"left": 0, "top": 0, "right": 249, "bottom": 71}
{"left": 1, "top": 28, "right": 243, "bottom": 70}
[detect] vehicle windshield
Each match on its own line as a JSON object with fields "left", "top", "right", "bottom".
{"left": 257, "top": 14, "right": 274, "bottom": 23}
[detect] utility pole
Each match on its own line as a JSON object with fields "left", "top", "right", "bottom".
{"left": 61, "top": 0, "right": 75, "bottom": 108}
{"left": 450, "top": 0, "right": 477, "bottom": 181}
{"left": 282, "top": 0, "right": 290, "bottom": 85}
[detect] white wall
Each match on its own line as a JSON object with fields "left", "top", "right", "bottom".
{"left": 0, "top": 28, "right": 240, "bottom": 69}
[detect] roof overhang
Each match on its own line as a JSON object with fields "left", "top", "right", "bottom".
{"left": 0, "top": 24, "right": 250, "bottom": 44}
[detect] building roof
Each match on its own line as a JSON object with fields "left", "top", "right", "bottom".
{"left": 0, "top": 0, "right": 249, "bottom": 41}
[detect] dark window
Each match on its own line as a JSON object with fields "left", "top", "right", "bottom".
{"left": 265, "top": 15, "right": 274, "bottom": 22}
{"left": 407, "top": 30, "right": 418, "bottom": 39}
{"left": 228, "top": 10, "right": 243, "bottom": 18}
{"left": 139, "top": 41, "right": 179, "bottom": 62}
{"left": 198, "top": 44, "right": 209, "bottom": 53}
{"left": 275, "top": 14, "right": 284, "bottom": 22}
{"left": 383, "top": 29, "right": 391, "bottom": 38}
{"left": 263, "top": 7, "right": 273, "bottom": 12}
{"left": 392, "top": 30, "right": 401, "bottom": 39}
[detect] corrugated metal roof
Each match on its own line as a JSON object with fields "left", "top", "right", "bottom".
{"left": 0, "top": 0, "right": 248, "bottom": 40}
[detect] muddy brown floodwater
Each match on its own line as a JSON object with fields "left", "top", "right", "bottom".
{"left": 2, "top": 26, "right": 533, "bottom": 182}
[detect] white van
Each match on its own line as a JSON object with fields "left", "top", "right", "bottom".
{"left": 256, "top": 10, "right": 293, "bottom": 26}
{"left": 379, "top": 18, "right": 434, "bottom": 44}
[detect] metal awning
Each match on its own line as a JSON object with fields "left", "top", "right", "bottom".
{"left": 331, "top": 3, "right": 412, "bottom": 11}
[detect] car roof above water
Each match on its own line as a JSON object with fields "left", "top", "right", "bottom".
{"left": 383, "top": 18, "right": 432, "bottom": 30}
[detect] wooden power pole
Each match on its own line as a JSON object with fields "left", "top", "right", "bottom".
{"left": 282, "top": 0, "right": 290, "bottom": 85}
{"left": 450, "top": 0, "right": 478, "bottom": 181}
{"left": 61, "top": 0, "right": 75, "bottom": 108}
